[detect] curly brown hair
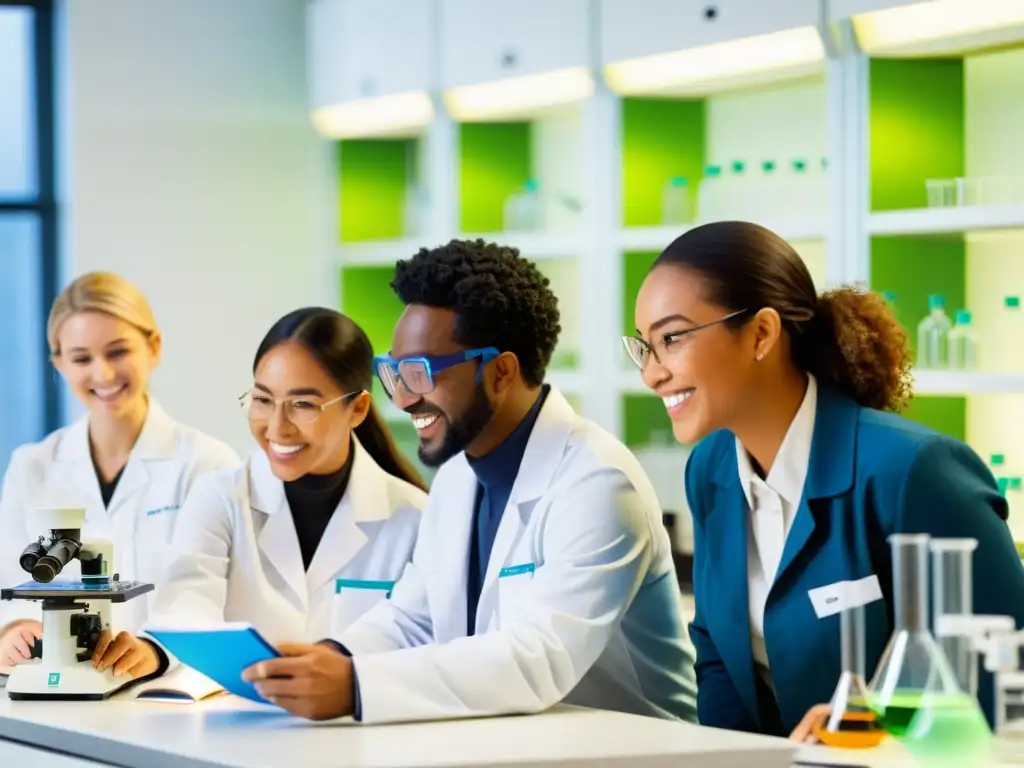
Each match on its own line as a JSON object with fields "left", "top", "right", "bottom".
{"left": 812, "top": 287, "right": 913, "bottom": 412}
{"left": 654, "top": 221, "right": 914, "bottom": 413}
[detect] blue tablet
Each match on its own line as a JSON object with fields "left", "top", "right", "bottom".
{"left": 145, "top": 622, "right": 281, "bottom": 703}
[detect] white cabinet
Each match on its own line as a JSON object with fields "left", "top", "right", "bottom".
{"left": 600, "top": 0, "right": 821, "bottom": 65}
{"left": 306, "top": 0, "right": 434, "bottom": 109}
{"left": 439, "top": 0, "right": 591, "bottom": 89}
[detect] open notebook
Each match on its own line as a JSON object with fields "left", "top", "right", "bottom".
{"left": 141, "top": 623, "right": 280, "bottom": 704}
{"left": 132, "top": 664, "right": 226, "bottom": 704}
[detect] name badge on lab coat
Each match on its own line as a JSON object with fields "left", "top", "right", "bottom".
{"left": 499, "top": 563, "right": 535, "bottom": 578}
{"left": 807, "top": 575, "right": 882, "bottom": 619}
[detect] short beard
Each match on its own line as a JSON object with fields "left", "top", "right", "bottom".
{"left": 419, "top": 382, "right": 494, "bottom": 468}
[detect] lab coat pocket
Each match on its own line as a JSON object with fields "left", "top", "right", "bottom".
{"left": 330, "top": 579, "right": 395, "bottom": 636}
{"left": 497, "top": 563, "right": 535, "bottom": 620}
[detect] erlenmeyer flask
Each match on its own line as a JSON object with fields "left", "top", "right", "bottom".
{"left": 868, "top": 534, "right": 965, "bottom": 735}
{"left": 814, "top": 603, "right": 885, "bottom": 748}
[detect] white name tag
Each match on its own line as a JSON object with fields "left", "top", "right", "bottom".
{"left": 807, "top": 575, "right": 883, "bottom": 619}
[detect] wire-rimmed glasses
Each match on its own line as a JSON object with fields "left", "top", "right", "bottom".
{"left": 238, "top": 389, "right": 363, "bottom": 425}
{"left": 622, "top": 309, "right": 750, "bottom": 370}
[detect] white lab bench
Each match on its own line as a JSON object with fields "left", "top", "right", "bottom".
{"left": 0, "top": 687, "right": 798, "bottom": 768}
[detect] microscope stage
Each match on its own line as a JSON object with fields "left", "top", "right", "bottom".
{"left": 5, "top": 660, "right": 135, "bottom": 701}
{"left": 1, "top": 580, "right": 153, "bottom": 602}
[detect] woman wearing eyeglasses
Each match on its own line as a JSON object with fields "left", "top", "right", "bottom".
{"left": 92, "top": 307, "right": 428, "bottom": 683}
{"left": 627, "top": 221, "right": 1024, "bottom": 738}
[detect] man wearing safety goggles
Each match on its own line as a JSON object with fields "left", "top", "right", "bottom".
{"left": 244, "top": 238, "right": 697, "bottom": 726}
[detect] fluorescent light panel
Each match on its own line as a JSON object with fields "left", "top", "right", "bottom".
{"left": 311, "top": 92, "right": 434, "bottom": 139}
{"left": 443, "top": 67, "right": 594, "bottom": 121}
{"left": 854, "top": 0, "right": 1024, "bottom": 55}
{"left": 603, "top": 27, "right": 825, "bottom": 96}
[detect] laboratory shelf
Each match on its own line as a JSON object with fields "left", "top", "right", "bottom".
{"left": 458, "top": 231, "right": 586, "bottom": 260}
{"left": 337, "top": 238, "right": 429, "bottom": 267}
{"left": 912, "top": 370, "right": 1024, "bottom": 396}
{"left": 616, "top": 219, "right": 827, "bottom": 252}
{"left": 868, "top": 204, "right": 1024, "bottom": 237}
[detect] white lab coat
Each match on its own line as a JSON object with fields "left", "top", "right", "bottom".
{"left": 336, "top": 388, "right": 699, "bottom": 725}
{"left": 146, "top": 438, "right": 426, "bottom": 647}
{"left": 0, "top": 400, "right": 240, "bottom": 634}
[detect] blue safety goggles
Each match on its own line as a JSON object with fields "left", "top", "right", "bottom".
{"left": 374, "top": 347, "right": 499, "bottom": 397}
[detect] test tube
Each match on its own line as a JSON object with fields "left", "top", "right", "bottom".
{"left": 931, "top": 538, "right": 979, "bottom": 698}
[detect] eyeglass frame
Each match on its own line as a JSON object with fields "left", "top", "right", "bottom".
{"left": 622, "top": 308, "right": 751, "bottom": 370}
{"left": 374, "top": 346, "right": 500, "bottom": 398}
{"left": 238, "top": 388, "right": 365, "bottom": 423}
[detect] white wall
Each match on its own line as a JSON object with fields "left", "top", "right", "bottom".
{"left": 60, "top": 0, "right": 333, "bottom": 453}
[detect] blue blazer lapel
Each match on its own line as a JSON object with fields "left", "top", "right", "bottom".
{"left": 773, "top": 385, "right": 859, "bottom": 586}
{"left": 708, "top": 450, "right": 760, "bottom": 724}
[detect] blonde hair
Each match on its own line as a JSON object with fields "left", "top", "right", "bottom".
{"left": 47, "top": 272, "right": 158, "bottom": 355}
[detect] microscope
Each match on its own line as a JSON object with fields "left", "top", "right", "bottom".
{"left": 0, "top": 507, "right": 153, "bottom": 700}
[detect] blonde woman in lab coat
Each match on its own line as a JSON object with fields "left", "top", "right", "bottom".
{"left": 0, "top": 272, "right": 240, "bottom": 673}
{"left": 97, "top": 307, "right": 428, "bottom": 681}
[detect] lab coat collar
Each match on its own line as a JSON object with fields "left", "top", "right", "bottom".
{"left": 53, "top": 397, "right": 177, "bottom": 463}
{"left": 478, "top": 387, "right": 575, "bottom": 627}
{"left": 505, "top": 386, "right": 575, "bottom": 505}
{"left": 250, "top": 437, "right": 392, "bottom": 608}
{"left": 430, "top": 386, "right": 578, "bottom": 640}
{"left": 51, "top": 398, "right": 178, "bottom": 513}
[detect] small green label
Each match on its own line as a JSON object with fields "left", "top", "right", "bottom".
{"left": 47, "top": 672, "right": 60, "bottom": 687}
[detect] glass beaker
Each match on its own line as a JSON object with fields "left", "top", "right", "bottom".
{"left": 814, "top": 603, "right": 885, "bottom": 748}
{"left": 931, "top": 538, "right": 978, "bottom": 697}
{"left": 868, "top": 534, "right": 963, "bottom": 735}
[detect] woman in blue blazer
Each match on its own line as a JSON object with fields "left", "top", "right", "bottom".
{"left": 625, "top": 220, "right": 1024, "bottom": 737}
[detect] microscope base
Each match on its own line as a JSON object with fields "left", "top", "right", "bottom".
{"left": 5, "top": 659, "right": 135, "bottom": 701}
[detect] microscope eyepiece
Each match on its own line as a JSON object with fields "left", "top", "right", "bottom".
{"left": 31, "top": 537, "right": 82, "bottom": 583}
{"left": 19, "top": 541, "right": 47, "bottom": 574}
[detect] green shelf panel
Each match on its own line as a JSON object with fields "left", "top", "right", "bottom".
{"left": 622, "top": 250, "right": 661, "bottom": 338}
{"left": 869, "top": 58, "right": 965, "bottom": 212}
{"left": 339, "top": 139, "right": 417, "bottom": 243}
{"left": 339, "top": 265, "right": 405, "bottom": 356}
{"left": 459, "top": 122, "right": 531, "bottom": 233}
{"left": 869, "top": 56, "right": 968, "bottom": 441}
{"left": 623, "top": 394, "right": 676, "bottom": 449}
{"left": 902, "top": 396, "right": 968, "bottom": 443}
{"left": 621, "top": 97, "right": 706, "bottom": 228}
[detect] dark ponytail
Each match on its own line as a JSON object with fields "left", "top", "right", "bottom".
{"left": 653, "top": 221, "right": 913, "bottom": 413}
{"left": 254, "top": 307, "right": 428, "bottom": 491}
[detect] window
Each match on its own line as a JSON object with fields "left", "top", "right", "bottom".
{"left": 0, "top": 0, "right": 58, "bottom": 472}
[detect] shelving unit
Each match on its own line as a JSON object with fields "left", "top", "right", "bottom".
{"left": 868, "top": 204, "right": 1024, "bottom": 236}
{"left": 309, "top": 0, "right": 1024, "bottom": 541}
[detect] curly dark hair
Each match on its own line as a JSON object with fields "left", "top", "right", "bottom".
{"left": 390, "top": 239, "right": 561, "bottom": 388}
{"left": 655, "top": 221, "right": 913, "bottom": 413}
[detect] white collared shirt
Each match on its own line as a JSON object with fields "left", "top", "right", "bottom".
{"left": 735, "top": 374, "right": 817, "bottom": 691}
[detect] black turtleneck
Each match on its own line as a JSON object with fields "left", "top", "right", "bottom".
{"left": 283, "top": 443, "right": 355, "bottom": 570}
